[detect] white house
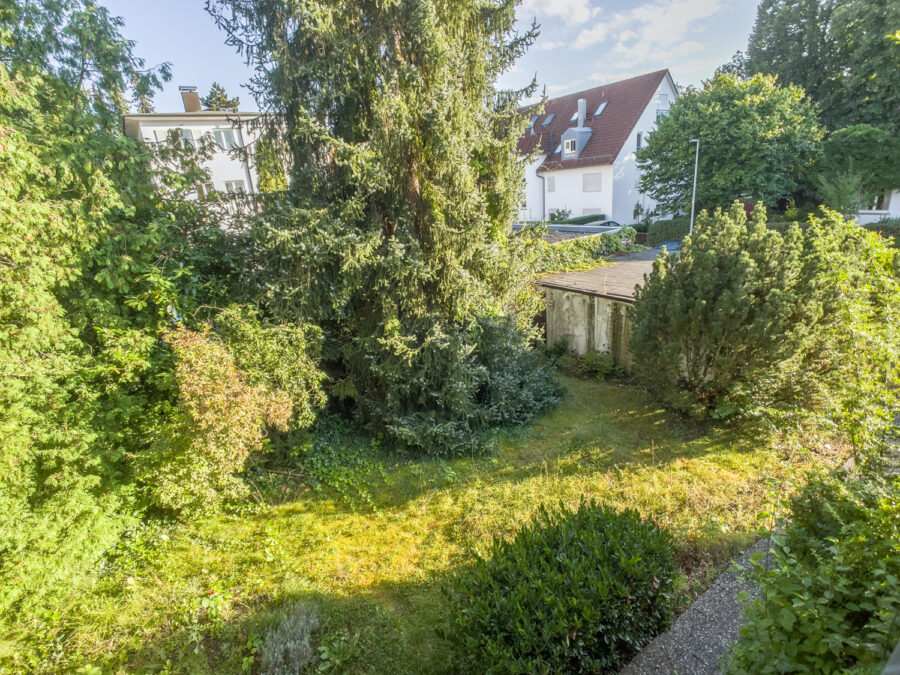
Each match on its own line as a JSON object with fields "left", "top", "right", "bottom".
{"left": 123, "top": 86, "right": 265, "bottom": 196}
{"left": 857, "top": 191, "right": 900, "bottom": 224}
{"left": 518, "top": 69, "right": 678, "bottom": 225}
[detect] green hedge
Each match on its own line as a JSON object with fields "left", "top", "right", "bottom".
{"left": 445, "top": 500, "right": 676, "bottom": 673}
{"left": 532, "top": 228, "right": 637, "bottom": 274}
{"left": 728, "top": 472, "right": 900, "bottom": 674}
{"left": 864, "top": 219, "right": 900, "bottom": 246}
{"left": 647, "top": 217, "right": 690, "bottom": 246}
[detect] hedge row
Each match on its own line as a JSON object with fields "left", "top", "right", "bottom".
{"left": 647, "top": 217, "right": 690, "bottom": 246}
{"left": 564, "top": 213, "right": 609, "bottom": 225}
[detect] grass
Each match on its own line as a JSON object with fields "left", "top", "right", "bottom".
{"left": 4, "top": 377, "right": 836, "bottom": 674}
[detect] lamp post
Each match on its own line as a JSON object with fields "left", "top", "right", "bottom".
{"left": 688, "top": 138, "right": 700, "bottom": 235}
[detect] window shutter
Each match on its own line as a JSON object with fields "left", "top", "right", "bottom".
{"left": 582, "top": 173, "right": 602, "bottom": 192}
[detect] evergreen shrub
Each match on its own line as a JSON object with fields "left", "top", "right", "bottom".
{"left": 445, "top": 500, "right": 676, "bottom": 673}
{"left": 647, "top": 217, "right": 690, "bottom": 245}
{"left": 864, "top": 219, "right": 900, "bottom": 246}
{"left": 728, "top": 473, "right": 900, "bottom": 674}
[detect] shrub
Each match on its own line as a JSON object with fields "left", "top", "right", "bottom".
{"left": 260, "top": 602, "right": 320, "bottom": 675}
{"left": 531, "top": 228, "right": 638, "bottom": 274}
{"left": 864, "top": 218, "right": 900, "bottom": 247}
{"left": 548, "top": 208, "right": 572, "bottom": 222}
{"left": 631, "top": 203, "right": 900, "bottom": 442}
{"left": 557, "top": 350, "right": 619, "bottom": 381}
{"left": 647, "top": 217, "right": 690, "bottom": 245}
{"left": 137, "top": 327, "right": 294, "bottom": 516}
{"left": 445, "top": 500, "right": 676, "bottom": 673}
{"left": 728, "top": 472, "right": 900, "bottom": 674}
{"left": 564, "top": 213, "right": 607, "bottom": 224}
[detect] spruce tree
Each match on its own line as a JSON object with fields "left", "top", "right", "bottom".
{"left": 208, "top": 0, "right": 559, "bottom": 454}
{"left": 201, "top": 80, "right": 240, "bottom": 111}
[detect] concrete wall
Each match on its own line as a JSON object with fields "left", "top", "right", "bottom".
{"left": 544, "top": 287, "right": 633, "bottom": 372}
{"left": 611, "top": 77, "right": 678, "bottom": 224}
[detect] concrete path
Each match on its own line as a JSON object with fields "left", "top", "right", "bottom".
{"left": 620, "top": 539, "right": 771, "bottom": 675}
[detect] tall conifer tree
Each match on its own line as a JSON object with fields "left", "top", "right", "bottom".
{"left": 208, "top": 0, "right": 558, "bottom": 454}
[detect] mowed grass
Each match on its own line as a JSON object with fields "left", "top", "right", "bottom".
{"left": 9, "top": 377, "right": 834, "bottom": 673}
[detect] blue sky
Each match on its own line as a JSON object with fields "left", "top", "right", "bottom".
{"left": 103, "top": 0, "right": 759, "bottom": 113}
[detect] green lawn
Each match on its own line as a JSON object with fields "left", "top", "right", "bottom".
{"left": 7, "top": 378, "right": 835, "bottom": 674}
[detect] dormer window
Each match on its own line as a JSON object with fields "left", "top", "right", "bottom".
{"left": 564, "top": 138, "right": 576, "bottom": 155}
{"left": 542, "top": 113, "right": 555, "bottom": 126}
{"left": 569, "top": 111, "right": 578, "bottom": 124}
{"left": 594, "top": 101, "right": 607, "bottom": 117}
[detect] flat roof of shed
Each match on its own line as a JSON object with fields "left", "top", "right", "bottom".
{"left": 537, "top": 259, "right": 654, "bottom": 303}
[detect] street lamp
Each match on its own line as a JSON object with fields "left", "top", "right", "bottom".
{"left": 688, "top": 138, "right": 700, "bottom": 235}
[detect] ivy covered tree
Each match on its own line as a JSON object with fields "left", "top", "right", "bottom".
{"left": 637, "top": 73, "right": 822, "bottom": 215}
{"left": 208, "top": 0, "right": 559, "bottom": 454}
{"left": 201, "top": 80, "right": 240, "bottom": 111}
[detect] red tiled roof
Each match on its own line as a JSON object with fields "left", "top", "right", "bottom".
{"left": 518, "top": 69, "right": 670, "bottom": 172}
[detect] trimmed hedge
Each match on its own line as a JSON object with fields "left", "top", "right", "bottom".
{"left": 445, "top": 500, "right": 676, "bottom": 673}
{"left": 728, "top": 472, "right": 900, "bottom": 674}
{"left": 647, "top": 217, "right": 690, "bottom": 246}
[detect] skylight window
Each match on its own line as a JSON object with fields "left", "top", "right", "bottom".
{"left": 569, "top": 111, "right": 578, "bottom": 124}
{"left": 528, "top": 114, "right": 539, "bottom": 128}
{"left": 553, "top": 143, "right": 562, "bottom": 154}
{"left": 542, "top": 113, "right": 555, "bottom": 126}
{"left": 594, "top": 101, "right": 608, "bottom": 117}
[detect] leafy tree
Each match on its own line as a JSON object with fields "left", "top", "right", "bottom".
{"left": 255, "top": 132, "right": 288, "bottom": 192}
{"left": 746, "top": 0, "right": 900, "bottom": 131}
{"left": 631, "top": 203, "right": 900, "bottom": 445}
{"left": 819, "top": 124, "right": 900, "bottom": 198}
{"left": 201, "top": 80, "right": 239, "bottom": 111}
{"left": 715, "top": 50, "right": 748, "bottom": 79}
{"left": 637, "top": 73, "right": 822, "bottom": 215}
{"left": 207, "top": 0, "right": 560, "bottom": 455}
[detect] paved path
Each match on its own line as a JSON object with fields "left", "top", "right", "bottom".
{"left": 620, "top": 539, "right": 771, "bottom": 675}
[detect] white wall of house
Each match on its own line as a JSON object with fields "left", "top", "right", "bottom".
{"left": 519, "top": 154, "right": 547, "bottom": 221}
{"left": 611, "top": 79, "right": 677, "bottom": 224}
{"left": 856, "top": 189, "right": 900, "bottom": 225}
{"left": 541, "top": 165, "right": 615, "bottom": 219}
{"left": 126, "top": 115, "right": 264, "bottom": 195}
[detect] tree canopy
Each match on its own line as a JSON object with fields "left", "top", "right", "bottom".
{"left": 201, "top": 80, "right": 240, "bottom": 111}
{"left": 747, "top": 0, "right": 900, "bottom": 131}
{"left": 636, "top": 73, "right": 822, "bottom": 215}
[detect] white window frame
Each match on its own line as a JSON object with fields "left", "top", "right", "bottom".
{"left": 223, "top": 179, "right": 245, "bottom": 194}
{"left": 546, "top": 176, "right": 556, "bottom": 193}
{"left": 861, "top": 193, "right": 891, "bottom": 212}
{"left": 582, "top": 172, "right": 602, "bottom": 193}
{"left": 563, "top": 138, "right": 576, "bottom": 155}
{"left": 214, "top": 129, "right": 236, "bottom": 151}
{"left": 180, "top": 128, "right": 195, "bottom": 149}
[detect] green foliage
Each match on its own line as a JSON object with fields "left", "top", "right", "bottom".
{"left": 647, "top": 217, "right": 690, "bottom": 245}
{"left": 728, "top": 472, "right": 900, "bottom": 674}
{"left": 445, "top": 499, "right": 676, "bottom": 673}
{"left": 255, "top": 132, "right": 288, "bottom": 193}
{"left": 528, "top": 228, "right": 638, "bottom": 273}
{"left": 548, "top": 207, "right": 572, "bottom": 222}
{"left": 259, "top": 602, "right": 319, "bottom": 675}
{"left": 137, "top": 326, "right": 294, "bottom": 516}
{"left": 864, "top": 219, "right": 900, "bottom": 247}
{"left": 819, "top": 125, "right": 900, "bottom": 199}
{"left": 637, "top": 73, "right": 822, "bottom": 215}
{"left": 746, "top": 0, "right": 900, "bottom": 131}
{"left": 208, "top": 0, "right": 557, "bottom": 456}
{"left": 813, "top": 168, "right": 868, "bottom": 218}
{"left": 557, "top": 350, "right": 620, "bottom": 381}
{"left": 631, "top": 203, "right": 900, "bottom": 447}
{"left": 564, "top": 213, "right": 608, "bottom": 224}
{"left": 201, "top": 81, "right": 239, "bottom": 112}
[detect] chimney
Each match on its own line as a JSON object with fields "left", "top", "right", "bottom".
{"left": 577, "top": 98, "right": 586, "bottom": 128}
{"left": 179, "top": 85, "right": 202, "bottom": 113}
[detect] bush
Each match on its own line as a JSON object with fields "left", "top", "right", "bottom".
{"left": 557, "top": 349, "right": 619, "bottom": 381}
{"left": 631, "top": 203, "right": 900, "bottom": 440}
{"left": 445, "top": 500, "right": 676, "bottom": 673}
{"left": 864, "top": 218, "right": 900, "bottom": 247}
{"left": 137, "top": 326, "right": 294, "bottom": 516}
{"left": 530, "top": 228, "right": 638, "bottom": 274}
{"left": 548, "top": 208, "right": 572, "bottom": 222}
{"left": 647, "top": 217, "right": 690, "bottom": 245}
{"left": 728, "top": 472, "right": 900, "bottom": 674}
{"left": 260, "top": 602, "right": 320, "bottom": 675}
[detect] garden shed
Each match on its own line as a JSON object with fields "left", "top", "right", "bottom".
{"left": 538, "top": 260, "right": 653, "bottom": 374}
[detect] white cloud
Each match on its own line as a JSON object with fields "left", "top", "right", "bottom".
{"left": 534, "top": 40, "right": 567, "bottom": 51}
{"left": 522, "top": 0, "right": 599, "bottom": 27}
{"left": 575, "top": 0, "right": 722, "bottom": 50}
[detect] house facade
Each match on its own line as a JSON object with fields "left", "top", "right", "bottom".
{"left": 518, "top": 70, "right": 678, "bottom": 225}
{"left": 857, "top": 191, "right": 900, "bottom": 224}
{"left": 123, "top": 86, "right": 265, "bottom": 196}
